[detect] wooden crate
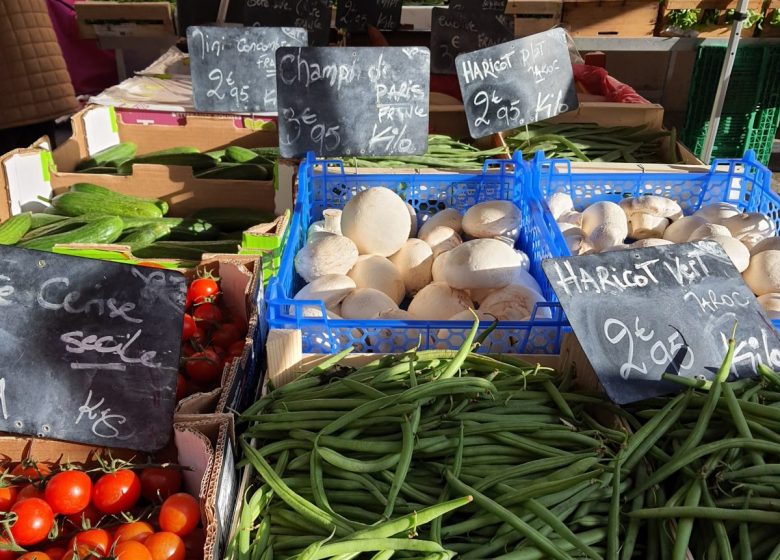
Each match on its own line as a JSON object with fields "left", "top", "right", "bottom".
{"left": 74, "top": 1, "right": 175, "bottom": 39}
{"left": 762, "top": 0, "right": 780, "bottom": 37}
{"left": 659, "top": 0, "right": 763, "bottom": 37}
{"left": 506, "top": 0, "right": 563, "bottom": 37}
{"left": 562, "top": 0, "right": 659, "bottom": 36}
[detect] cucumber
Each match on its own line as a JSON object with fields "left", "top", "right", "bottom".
{"left": 22, "top": 215, "right": 105, "bottom": 241}
{"left": 52, "top": 192, "right": 163, "bottom": 219}
{"left": 195, "top": 163, "right": 270, "bottom": 181}
{"left": 205, "top": 149, "right": 227, "bottom": 161}
{"left": 117, "top": 147, "right": 218, "bottom": 175}
{"left": 121, "top": 217, "right": 218, "bottom": 241}
{"left": 120, "top": 224, "right": 171, "bottom": 251}
{"left": 0, "top": 213, "right": 32, "bottom": 245}
{"left": 19, "top": 216, "right": 124, "bottom": 251}
{"left": 224, "top": 146, "right": 261, "bottom": 163}
{"left": 29, "top": 213, "right": 68, "bottom": 229}
{"left": 134, "top": 239, "right": 240, "bottom": 259}
{"left": 78, "top": 167, "right": 122, "bottom": 175}
{"left": 69, "top": 183, "right": 169, "bottom": 215}
{"left": 75, "top": 143, "right": 137, "bottom": 171}
{"left": 190, "top": 208, "right": 275, "bottom": 231}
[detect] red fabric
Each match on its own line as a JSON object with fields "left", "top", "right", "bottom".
{"left": 431, "top": 74, "right": 463, "bottom": 101}
{"left": 46, "top": 0, "right": 118, "bottom": 95}
{"left": 572, "top": 63, "right": 650, "bottom": 105}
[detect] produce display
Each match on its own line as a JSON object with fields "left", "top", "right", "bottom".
{"left": 293, "top": 187, "right": 549, "bottom": 322}
{"left": 75, "top": 144, "right": 277, "bottom": 182}
{"left": 665, "top": 8, "right": 763, "bottom": 32}
{"left": 0, "top": 458, "right": 202, "bottom": 560}
{"left": 548, "top": 193, "right": 780, "bottom": 318}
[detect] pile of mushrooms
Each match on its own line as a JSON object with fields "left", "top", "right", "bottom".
{"left": 292, "top": 186, "right": 548, "bottom": 323}
{"left": 550, "top": 192, "right": 780, "bottom": 318}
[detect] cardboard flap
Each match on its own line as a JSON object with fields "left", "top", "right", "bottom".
{"left": 0, "top": 148, "right": 54, "bottom": 219}
{"left": 173, "top": 424, "right": 213, "bottom": 498}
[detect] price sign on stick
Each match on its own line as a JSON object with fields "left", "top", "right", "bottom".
{"left": 244, "top": 0, "right": 331, "bottom": 46}
{"left": 275, "top": 46, "right": 430, "bottom": 158}
{"left": 430, "top": 7, "right": 514, "bottom": 75}
{"left": 542, "top": 241, "right": 780, "bottom": 404}
{"left": 336, "top": 0, "right": 403, "bottom": 32}
{"left": 0, "top": 247, "right": 186, "bottom": 450}
{"left": 456, "top": 28, "right": 578, "bottom": 138}
{"left": 188, "top": 26, "right": 307, "bottom": 113}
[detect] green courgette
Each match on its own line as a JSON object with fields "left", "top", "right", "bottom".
{"left": 189, "top": 208, "right": 275, "bottom": 231}
{"left": 0, "top": 213, "right": 32, "bottom": 245}
{"left": 69, "top": 183, "right": 169, "bottom": 215}
{"left": 29, "top": 213, "right": 68, "bottom": 230}
{"left": 21, "top": 215, "right": 104, "bottom": 241}
{"left": 134, "top": 239, "right": 240, "bottom": 259}
{"left": 117, "top": 147, "right": 218, "bottom": 175}
{"left": 224, "top": 146, "right": 261, "bottom": 163}
{"left": 78, "top": 166, "right": 123, "bottom": 175}
{"left": 75, "top": 142, "right": 137, "bottom": 171}
{"left": 52, "top": 192, "right": 163, "bottom": 219}
{"left": 195, "top": 163, "right": 270, "bottom": 181}
{"left": 121, "top": 217, "right": 218, "bottom": 241}
{"left": 120, "top": 223, "right": 172, "bottom": 251}
{"left": 19, "top": 216, "right": 124, "bottom": 251}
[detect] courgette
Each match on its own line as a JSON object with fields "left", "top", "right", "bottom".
{"left": 224, "top": 146, "right": 261, "bottom": 164}
{"left": 205, "top": 149, "right": 227, "bottom": 161}
{"left": 29, "top": 213, "right": 68, "bottom": 229}
{"left": 195, "top": 163, "right": 270, "bottom": 181}
{"left": 134, "top": 239, "right": 240, "bottom": 259}
{"left": 120, "top": 223, "right": 172, "bottom": 251}
{"left": 52, "top": 192, "right": 163, "bottom": 219}
{"left": 0, "top": 213, "right": 32, "bottom": 245}
{"left": 78, "top": 167, "right": 122, "bottom": 175}
{"left": 117, "top": 147, "right": 218, "bottom": 175}
{"left": 121, "top": 217, "right": 218, "bottom": 241}
{"left": 70, "top": 183, "right": 169, "bottom": 214}
{"left": 189, "top": 208, "right": 275, "bottom": 231}
{"left": 19, "top": 216, "right": 124, "bottom": 251}
{"left": 22, "top": 215, "right": 105, "bottom": 241}
{"left": 75, "top": 142, "right": 137, "bottom": 171}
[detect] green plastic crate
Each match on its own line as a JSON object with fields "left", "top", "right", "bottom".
{"left": 682, "top": 44, "right": 780, "bottom": 165}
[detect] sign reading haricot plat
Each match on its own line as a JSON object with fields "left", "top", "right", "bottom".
{"left": 0, "top": 247, "right": 186, "bottom": 450}
{"left": 543, "top": 241, "right": 780, "bottom": 404}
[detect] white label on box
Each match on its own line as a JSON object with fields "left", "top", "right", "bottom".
{"left": 215, "top": 438, "right": 237, "bottom": 559}
{"left": 83, "top": 106, "right": 121, "bottom": 156}
{"left": 3, "top": 152, "right": 52, "bottom": 215}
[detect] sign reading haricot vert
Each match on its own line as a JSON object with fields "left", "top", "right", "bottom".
{"left": 0, "top": 246, "right": 185, "bottom": 450}
{"left": 456, "top": 28, "right": 578, "bottom": 138}
{"left": 543, "top": 241, "right": 780, "bottom": 404}
{"left": 275, "top": 46, "right": 431, "bottom": 158}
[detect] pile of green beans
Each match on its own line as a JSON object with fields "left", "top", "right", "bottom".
{"left": 504, "top": 123, "right": 679, "bottom": 164}
{"left": 341, "top": 135, "right": 509, "bottom": 169}
{"left": 233, "top": 322, "right": 627, "bottom": 559}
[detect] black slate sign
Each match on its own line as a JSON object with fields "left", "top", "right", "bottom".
{"left": 449, "top": 0, "right": 507, "bottom": 13}
{"left": 275, "top": 46, "right": 430, "bottom": 158}
{"left": 244, "top": 0, "right": 331, "bottom": 46}
{"left": 188, "top": 26, "right": 307, "bottom": 113}
{"left": 543, "top": 241, "right": 780, "bottom": 404}
{"left": 456, "top": 28, "right": 578, "bottom": 138}
{"left": 0, "top": 247, "right": 186, "bottom": 450}
{"left": 430, "top": 7, "right": 513, "bottom": 75}
{"left": 336, "top": 0, "right": 403, "bottom": 32}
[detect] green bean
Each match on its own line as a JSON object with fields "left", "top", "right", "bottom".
{"left": 700, "top": 479, "right": 733, "bottom": 560}
{"left": 630, "top": 506, "right": 780, "bottom": 523}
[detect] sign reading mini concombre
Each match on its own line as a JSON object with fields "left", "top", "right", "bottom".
{"left": 0, "top": 247, "right": 185, "bottom": 450}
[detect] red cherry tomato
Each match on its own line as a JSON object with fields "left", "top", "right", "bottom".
{"left": 187, "top": 278, "right": 219, "bottom": 306}
{"left": 140, "top": 468, "right": 182, "bottom": 503}
{"left": 175, "top": 374, "right": 187, "bottom": 402}
{"left": 92, "top": 470, "right": 141, "bottom": 515}
{"left": 44, "top": 548, "right": 66, "bottom": 560}
{"left": 113, "top": 521, "right": 154, "bottom": 545}
{"left": 182, "top": 529, "right": 205, "bottom": 560}
{"left": 192, "top": 303, "right": 222, "bottom": 326}
{"left": 0, "top": 484, "right": 18, "bottom": 510}
{"left": 17, "top": 483, "right": 44, "bottom": 501}
{"left": 11, "top": 463, "right": 51, "bottom": 481}
{"left": 144, "top": 532, "right": 185, "bottom": 560}
{"left": 10, "top": 498, "right": 54, "bottom": 546}
{"left": 181, "top": 314, "right": 196, "bottom": 341}
{"left": 65, "top": 503, "right": 102, "bottom": 529}
{"left": 69, "top": 528, "right": 111, "bottom": 555}
{"left": 190, "top": 326, "right": 207, "bottom": 347}
{"left": 158, "top": 493, "right": 200, "bottom": 537}
{"left": 211, "top": 323, "right": 242, "bottom": 350}
{"left": 184, "top": 350, "right": 222, "bottom": 385}
{"left": 115, "top": 541, "right": 152, "bottom": 560}
{"left": 0, "top": 538, "right": 16, "bottom": 560}
{"left": 18, "top": 553, "right": 51, "bottom": 560}
{"left": 226, "top": 340, "right": 244, "bottom": 360}
{"left": 44, "top": 471, "right": 92, "bottom": 515}
{"left": 62, "top": 545, "right": 91, "bottom": 560}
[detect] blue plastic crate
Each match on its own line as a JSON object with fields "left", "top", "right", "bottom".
{"left": 265, "top": 152, "right": 568, "bottom": 354}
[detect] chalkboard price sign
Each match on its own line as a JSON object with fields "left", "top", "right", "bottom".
{"left": 456, "top": 28, "right": 578, "bottom": 138}
{"left": 188, "top": 26, "right": 307, "bottom": 114}
{"left": 449, "top": 0, "right": 508, "bottom": 13}
{"left": 336, "top": 0, "right": 403, "bottom": 32}
{"left": 543, "top": 241, "right": 780, "bottom": 404}
{"left": 0, "top": 247, "right": 186, "bottom": 451}
{"left": 430, "top": 7, "right": 514, "bottom": 75}
{"left": 275, "top": 46, "right": 431, "bottom": 158}
{"left": 244, "top": 0, "right": 331, "bottom": 46}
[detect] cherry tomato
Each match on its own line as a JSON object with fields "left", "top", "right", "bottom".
{"left": 11, "top": 463, "right": 51, "bottom": 481}
{"left": 10, "top": 498, "right": 54, "bottom": 546}
{"left": 190, "top": 326, "right": 207, "bottom": 347}
{"left": 180, "top": 344, "right": 196, "bottom": 358}
{"left": 65, "top": 503, "right": 102, "bottom": 529}
{"left": 62, "top": 545, "right": 91, "bottom": 560}
{"left": 140, "top": 469, "right": 182, "bottom": 503}
{"left": 184, "top": 350, "right": 222, "bottom": 385}
{"left": 17, "top": 483, "right": 44, "bottom": 501}
{"left": 43, "top": 548, "right": 66, "bottom": 560}
{"left": 115, "top": 541, "right": 152, "bottom": 560}
{"left": 181, "top": 315, "right": 196, "bottom": 342}
{"left": 144, "top": 532, "right": 185, "bottom": 560}
{"left": 18, "top": 552, "right": 51, "bottom": 560}
{"left": 187, "top": 278, "right": 219, "bottom": 306}
{"left": 0, "top": 538, "right": 16, "bottom": 560}
{"left": 113, "top": 521, "right": 154, "bottom": 545}
{"left": 158, "top": 494, "right": 199, "bottom": 537}
{"left": 92, "top": 470, "right": 141, "bottom": 515}
{"left": 211, "top": 323, "right": 241, "bottom": 350}
{"left": 0, "top": 484, "right": 18, "bottom": 510}
{"left": 175, "top": 374, "right": 187, "bottom": 402}
{"left": 182, "top": 529, "right": 205, "bottom": 560}
{"left": 44, "top": 471, "right": 92, "bottom": 515}
{"left": 192, "top": 303, "right": 222, "bottom": 326}
{"left": 226, "top": 341, "right": 244, "bottom": 360}
{"left": 69, "top": 528, "right": 111, "bottom": 555}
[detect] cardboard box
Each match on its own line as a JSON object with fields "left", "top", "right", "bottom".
{"left": 240, "top": 212, "right": 291, "bottom": 287}
{"left": 507, "top": 0, "right": 563, "bottom": 37}
{"left": 562, "top": 0, "right": 659, "bottom": 36}
{"left": 74, "top": 1, "right": 176, "bottom": 40}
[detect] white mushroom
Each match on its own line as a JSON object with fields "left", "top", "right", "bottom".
{"left": 630, "top": 239, "right": 674, "bottom": 249}
{"left": 515, "top": 250, "right": 531, "bottom": 271}
{"left": 743, "top": 250, "right": 780, "bottom": 296}
{"left": 341, "top": 187, "right": 410, "bottom": 256}
{"left": 589, "top": 223, "right": 629, "bottom": 253}
{"left": 627, "top": 214, "right": 670, "bottom": 240}
{"left": 722, "top": 212, "right": 775, "bottom": 249}
{"left": 620, "top": 195, "right": 683, "bottom": 221}
{"left": 694, "top": 202, "right": 740, "bottom": 224}
{"left": 389, "top": 239, "right": 433, "bottom": 296}
{"left": 479, "top": 285, "right": 550, "bottom": 321}
{"left": 420, "top": 226, "right": 462, "bottom": 258}
{"left": 448, "top": 309, "right": 495, "bottom": 322}
{"left": 408, "top": 282, "right": 472, "bottom": 320}
{"left": 750, "top": 237, "right": 780, "bottom": 257}
{"left": 663, "top": 215, "right": 706, "bottom": 243}
{"left": 757, "top": 293, "right": 780, "bottom": 320}
{"left": 301, "top": 306, "right": 343, "bottom": 319}
{"left": 294, "top": 235, "right": 359, "bottom": 282}
{"left": 548, "top": 192, "right": 574, "bottom": 220}
{"left": 688, "top": 223, "right": 732, "bottom": 241}
{"left": 374, "top": 308, "right": 415, "bottom": 320}
{"left": 348, "top": 255, "right": 405, "bottom": 305}
{"left": 562, "top": 227, "right": 589, "bottom": 255}
{"left": 439, "top": 238, "right": 525, "bottom": 291}
{"left": 293, "top": 274, "right": 356, "bottom": 309}
{"left": 558, "top": 210, "right": 583, "bottom": 228}
{"left": 559, "top": 222, "right": 580, "bottom": 235}
{"left": 418, "top": 208, "right": 462, "bottom": 239}
{"left": 431, "top": 251, "right": 449, "bottom": 283}
{"left": 340, "top": 288, "right": 398, "bottom": 319}
{"left": 469, "top": 267, "right": 543, "bottom": 305}
{"left": 581, "top": 201, "right": 627, "bottom": 236}
{"left": 462, "top": 201, "right": 522, "bottom": 239}
{"left": 705, "top": 236, "right": 750, "bottom": 273}
{"left": 307, "top": 208, "right": 342, "bottom": 241}
{"left": 406, "top": 203, "right": 418, "bottom": 238}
